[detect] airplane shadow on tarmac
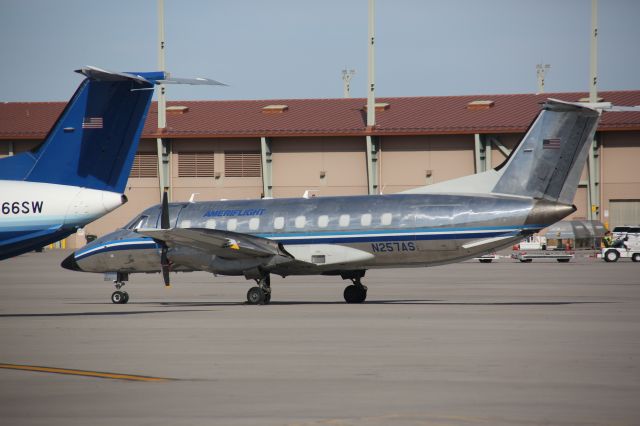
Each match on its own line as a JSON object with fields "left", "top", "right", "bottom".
{"left": 0, "top": 301, "right": 613, "bottom": 318}
{"left": 139, "top": 299, "right": 611, "bottom": 307}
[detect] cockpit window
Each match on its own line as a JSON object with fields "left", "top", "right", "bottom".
{"left": 126, "top": 215, "right": 149, "bottom": 230}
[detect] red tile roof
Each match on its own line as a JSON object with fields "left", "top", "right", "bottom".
{"left": 2, "top": 91, "right": 640, "bottom": 140}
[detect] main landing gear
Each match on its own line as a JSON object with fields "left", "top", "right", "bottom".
{"left": 246, "top": 275, "right": 271, "bottom": 305}
{"left": 111, "top": 272, "right": 129, "bottom": 304}
{"left": 342, "top": 271, "right": 367, "bottom": 303}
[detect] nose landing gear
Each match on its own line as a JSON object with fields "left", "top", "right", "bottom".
{"left": 111, "top": 272, "right": 129, "bottom": 304}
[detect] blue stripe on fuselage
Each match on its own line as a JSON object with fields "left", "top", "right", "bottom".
{"left": 256, "top": 224, "right": 541, "bottom": 239}
{"left": 271, "top": 230, "right": 517, "bottom": 245}
{"left": 75, "top": 238, "right": 159, "bottom": 260}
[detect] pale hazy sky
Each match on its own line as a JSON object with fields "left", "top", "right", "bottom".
{"left": 1, "top": 0, "right": 639, "bottom": 102}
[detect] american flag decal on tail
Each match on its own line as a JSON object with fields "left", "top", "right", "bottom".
{"left": 543, "top": 138, "right": 561, "bottom": 149}
{"left": 82, "top": 117, "right": 103, "bottom": 129}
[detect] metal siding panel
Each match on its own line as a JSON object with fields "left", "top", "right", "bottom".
{"left": 609, "top": 200, "right": 640, "bottom": 229}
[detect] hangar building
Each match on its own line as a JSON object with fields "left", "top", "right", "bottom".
{"left": 1, "top": 90, "right": 639, "bottom": 249}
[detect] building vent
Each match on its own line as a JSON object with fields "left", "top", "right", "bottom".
{"left": 129, "top": 153, "right": 158, "bottom": 178}
{"left": 166, "top": 106, "right": 189, "bottom": 114}
{"left": 224, "top": 151, "right": 262, "bottom": 177}
{"left": 262, "top": 104, "right": 289, "bottom": 114}
{"left": 467, "top": 100, "right": 495, "bottom": 110}
{"left": 363, "top": 102, "right": 390, "bottom": 112}
{"left": 178, "top": 151, "right": 215, "bottom": 177}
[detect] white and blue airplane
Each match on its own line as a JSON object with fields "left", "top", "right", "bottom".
{"left": 62, "top": 99, "right": 637, "bottom": 305}
{"left": 0, "top": 66, "right": 222, "bottom": 260}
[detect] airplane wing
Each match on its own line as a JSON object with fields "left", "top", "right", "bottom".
{"left": 135, "top": 228, "right": 289, "bottom": 260}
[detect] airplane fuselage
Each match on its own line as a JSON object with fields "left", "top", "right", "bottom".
{"left": 0, "top": 181, "right": 125, "bottom": 260}
{"left": 70, "top": 192, "right": 574, "bottom": 276}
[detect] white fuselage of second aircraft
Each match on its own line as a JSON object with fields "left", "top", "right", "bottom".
{"left": 0, "top": 181, "right": 125, "bottom": 259}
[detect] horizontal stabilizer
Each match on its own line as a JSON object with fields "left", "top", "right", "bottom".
{"left": 76, "top": 66, "right": 226, "bottom": 86}
{"left": 135, "top": 228, "right": 286, "bottom": 260}
{"left": 158, "top": 76, "right": 227, "bottom": 86}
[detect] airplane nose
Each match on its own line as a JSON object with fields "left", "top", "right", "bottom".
{"left": 61, "top": 253, "right": 82, "bottom": 271}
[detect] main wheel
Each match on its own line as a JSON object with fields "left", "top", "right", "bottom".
{"left": 121, "top": 291, "right": 129, "bottom": 304}
{"left": 632, "top": 253, "right": 640, "bottom": 263}
{"left": 263, "top": 293, "right": 271, "bottom": 304}
{"left": 344, "top": 285, "right": 367, "bottom": 303}
{"left": 520, "top": 258, "right": 533, "bottom": 263}
{"left": 557, "top": 258, "right": 570, "bottom": 263}
{"left": 247, "top": 287, "right": 265, "bottom": 305}
{"left": 479, "top": 259, "right": 492, "bottom": 263}
{"left": 604, "top": 249, "right": 619, "bottom": 262}
{"left": 111, "top": 291, "right": 124, "bottom": 304}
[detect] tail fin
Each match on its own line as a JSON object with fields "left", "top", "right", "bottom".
{"left": 0, "top": 66, "right": 224, "bottom": 193}
{"left": 0, "top": 67, "right": 157, "bottom": 193}
{"left": 491, "top": 99, "right": 600, "bottom": 204}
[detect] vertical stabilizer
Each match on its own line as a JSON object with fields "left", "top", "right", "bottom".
{"left": 492, "top": 100, "right": 600, "bottom": 204}
{"left": 0, "top": 69, "right": 157, "bottom": 193}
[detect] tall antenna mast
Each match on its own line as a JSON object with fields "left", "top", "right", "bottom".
{"left": 157, "top": 0, "right": 169, "bottom": 200}
{"left": 342, "top": 69, "right": 355, "bottom": 98}
{"left": 589, "top": 0, "right": 598, "bottom": 102}
{"left": 536, "top": 63, "right": 551, "bottom": 94}
{"left": 367, "top": 0, "right": 375, "bottom": 127}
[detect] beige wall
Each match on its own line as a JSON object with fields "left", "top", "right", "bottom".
{"left": 601, "top": 131, "right": 640, "bottom": 228}
{"left": 379, "top": 134, "right": 474, "bottom": 193}
{"left": 271, "top": 137, "right": 368, "bottom": 198}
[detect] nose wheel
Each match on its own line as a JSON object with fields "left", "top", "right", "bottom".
{"left": 247, "top": 275, "right": 271, "bottom": 305}
{"left": 111, "top": 272, "right": 130, "bottom": 304}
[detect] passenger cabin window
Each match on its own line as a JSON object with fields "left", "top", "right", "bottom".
{"left": 274, "top": 217, "right": 285, "bottom": 230}
{"left": 227, "top": 218, "right": 238, "bottom": 231}
{"left": 339, "top": 214, "right": 350, "bottom": 227}
{"left": 249, "top": 218, "right": 260, "bottom": 231}
{"left": 381, "top": 213, "right": 392, "bottom": 226}
{"left": 295, "top": 216, "right": 306, "bottom": 229}
{"left": 318, "top": 215, "right": 329, "bottom": 228}
{"left": 205, "top": 219, "right": 217, "bottom": 229}
{"left": 361, "top": 214, "right": 372, "bottom": 226}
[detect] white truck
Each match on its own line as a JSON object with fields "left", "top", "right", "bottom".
{"left": 601, "top": 235, "right": 640, "bottom": 262}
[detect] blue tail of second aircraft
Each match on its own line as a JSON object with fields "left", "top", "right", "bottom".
{"left": 0, "top": 67, "right": 164, "bottom": 193}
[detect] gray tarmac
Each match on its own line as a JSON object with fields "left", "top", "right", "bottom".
{"left": 0, "top": 249, "right": 639, "bottom": 425}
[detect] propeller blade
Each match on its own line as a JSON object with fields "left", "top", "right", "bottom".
{"left": 160, "top": 247, "right": 171, "bottom": 287}
{"left": 158, "top": 192, "right": 171, "bottom": 287}
{"left": 161, "top": 191, "right": 170, "bottom": 230}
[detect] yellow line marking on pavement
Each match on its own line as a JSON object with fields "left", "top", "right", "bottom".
{"left": 0, "top": 363, "right": 171, "bottom": 382}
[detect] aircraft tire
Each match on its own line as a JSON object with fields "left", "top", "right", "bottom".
{"left": 247, "top": 287, "right": 265, "bottom": 305}
{"left": 631, "top": 253, "right": 640, "bottom": 262}
{"left": 264, "top": 293, "right": 271, "bottom": 304}
{"left": 122, "top": 292, "right": 129, "bottom": 304}
{"left": 344, "top": 285, "right": 367, "bottom": 304}
{"left": 111, "top": 291, "right": 124, "bottom": 304}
